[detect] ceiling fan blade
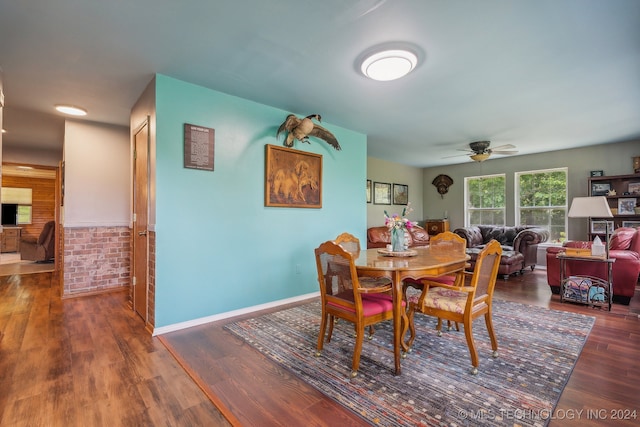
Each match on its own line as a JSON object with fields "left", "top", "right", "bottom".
{"left": 490, "top": 150, "right": 518, "bottom": 155}
{"left": 489, "top": 144, "right": 516, "bottom": 151}
{"left": 442, "top": 153, "right": 473, "bottom": 159}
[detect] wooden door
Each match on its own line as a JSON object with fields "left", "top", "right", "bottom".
{"left": 133, "top": 119, "right": 149, "bottom": 321}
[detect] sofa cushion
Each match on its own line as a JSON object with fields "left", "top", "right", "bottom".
{"left": 410, "top": 226, "right": 430, "bottom": 247}
{"left": 367, "top": 227, "right": 391, "bottom": 246}
{"left": 609, "top": 227, "right": 635, "bottom": 250}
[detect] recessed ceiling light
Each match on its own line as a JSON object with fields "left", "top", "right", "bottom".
{"left": 55, "top": 104, "right": 87, "bottom": 116}
{"left": 360, "top": 49, "right": 418, "bottom": 81}
{"left": 1, "top": 128, "right": 6, "bottom": 133}
{"left": 16, "top": 165, "right": 34, "bottom": 170}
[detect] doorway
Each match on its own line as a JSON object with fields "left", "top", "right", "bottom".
{"left": 0, "top": 163, "right": 58, "bottom": 274}
{"left": 132, "top": 119, "right": 150, "bottom": 322}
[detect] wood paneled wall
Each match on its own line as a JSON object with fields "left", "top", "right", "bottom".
{"left": 2, "top": 175, "right": 56, "bottom": 240}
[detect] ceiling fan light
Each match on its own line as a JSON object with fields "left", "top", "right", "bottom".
{"left": 55, "top": 104, "right": 87, "bottom": 116}
{"left": 470, "top": 153, "right": 490, "bottom": 162}
{"left": 361, "top": 49, "right": 417, "bottom": 81}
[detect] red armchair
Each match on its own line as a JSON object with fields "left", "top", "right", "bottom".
{"left": 546, "top": 227, "right": 640, "bottom": 305}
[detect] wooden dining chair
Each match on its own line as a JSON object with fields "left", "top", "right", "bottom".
{"left": 403, "top": 231, "right": 467, "bottom": 290}
{"left": 333, "top": 232, "right": 362, "bottom": 254}
{"left": 405, "top": 239, "right": 502, "bottom": 374}
{"left": 333, "top": 232, "right": 393, "bottom": 339}
{"left": 314, "top": 240, "right": 400, "bottom": 378}
{"left": 403, "top": 231, "right": 467, "bottom": 331}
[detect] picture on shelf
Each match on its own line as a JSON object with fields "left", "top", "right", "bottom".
{"left": 628, "top": 182, "right": 640, "bottom": 195}
{"left": 622, "top": 221, "right": 640, "bottom": 228}
{"left": 591, "top": 182, "right": 611, "bottom": 196}
{"left": 618, "top": 198, "right": 637, "bottom": 215}
{"left": 590, "top": 220, "right": 614, "bottom": 234}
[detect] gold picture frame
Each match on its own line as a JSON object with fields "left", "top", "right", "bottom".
{"left": 265, "top": 145, "right": 322, "bottom": 208}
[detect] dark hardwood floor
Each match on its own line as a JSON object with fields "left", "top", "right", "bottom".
{"left": 1, "top": 268, "right": 639, "bottom": 426}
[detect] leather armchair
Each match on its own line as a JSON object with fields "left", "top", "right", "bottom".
{"left": 20, "top": 220, "right": 55, "bottom": 262}
{"left": 546, "top": 227, "right": 640, "bottom": 305}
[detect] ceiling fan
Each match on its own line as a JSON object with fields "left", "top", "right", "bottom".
{"left": 444, "top": 140, "right": 519, "bottom": 162}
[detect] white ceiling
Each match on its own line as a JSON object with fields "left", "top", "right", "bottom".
{"left": 1, "top": 0, "right": 639, "bottom": 167}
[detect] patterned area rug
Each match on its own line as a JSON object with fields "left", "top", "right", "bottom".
{"left": 225, "top": 299, "right": 595, "bottom": 427}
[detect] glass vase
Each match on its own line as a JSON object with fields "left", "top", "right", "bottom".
{"left": 391, "top": 228, "right": 406, "bottom": 252}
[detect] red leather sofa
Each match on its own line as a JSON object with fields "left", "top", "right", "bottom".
{"left": 546, "top": 227, "right": 640, "bottom": 305}
{"left": 367, "top": 225, "right": 430, "bottom": 249}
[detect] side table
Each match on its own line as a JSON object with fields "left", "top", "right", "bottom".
{"left": 557, "top": 253, "right": 614, "bottom": 311}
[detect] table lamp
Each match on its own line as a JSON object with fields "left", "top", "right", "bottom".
{"left": 567, "top": 196, "right": 613, "bottom": 258}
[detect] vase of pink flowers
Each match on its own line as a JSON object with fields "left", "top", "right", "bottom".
{"left": 384, "top": 203, "right": 414, "bottom": 252}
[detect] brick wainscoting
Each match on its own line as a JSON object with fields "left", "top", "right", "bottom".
{"left": 63, "top": 226, "right": 131, "bottom": 295}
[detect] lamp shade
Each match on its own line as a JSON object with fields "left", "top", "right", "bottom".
{"left": 567, "top": 196, "right": 613, "bottom": 218}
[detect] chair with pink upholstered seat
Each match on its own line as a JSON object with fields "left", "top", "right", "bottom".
{"left": 405, "top": 239, "right": 502, "bottom": 375}
{"left": 314, "top": 239, "right": 402, "bottom": 378}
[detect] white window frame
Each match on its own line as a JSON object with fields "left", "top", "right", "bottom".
{"left": 464, "top": 173, "right": 506, "bottom": 227}
{"left": 515, "top": 167, "right": 568, "bottom": 242}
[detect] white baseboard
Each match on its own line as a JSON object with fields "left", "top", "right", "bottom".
{"left": 153, "top": 291, "right": 320, "bottom": 336}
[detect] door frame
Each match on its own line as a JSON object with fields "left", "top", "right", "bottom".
{"left": 132, "top": 117, "right": 150, "bottom": 323}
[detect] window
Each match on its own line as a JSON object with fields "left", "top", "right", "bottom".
{"left": 1, "top": 187, "right": 33, "bottom": 225}
{"left": 465, "top": 174, "right": 506, "bottom": 226}
{"left": 17, "top": 205, "right": 32, "bottom": 224}
{"left": 516, "top": 168, "right": 567, "bottom": 242}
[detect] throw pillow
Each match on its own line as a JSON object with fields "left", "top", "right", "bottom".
{"left": 609, "top": 227, "right": 635, "bottom": 250}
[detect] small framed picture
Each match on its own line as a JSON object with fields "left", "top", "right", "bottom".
{"left": 590, "top": 220, "right": 614, "bottom": 234}
{"left": 591, "top": 182, "right": 611, "bottom": 196}
{"left": 373, "top": 182, "right": 391, "bottom": 205}
{"left": 622, "top": 220, "right": 640, "bottom": 228}
{"left": 628, "top": 182, "right": 640, "bottom": 195}
{"left": 392, "top": 183, "right": 408, "bottom": 205}
{"left": 618, "top": 198, "right": 637, "bottom": 215}
{"left": 590, "top": 170, "right": 604, "bottom": 177}
{"left": 366, "top": 179, "right": 372, "bottom": 203}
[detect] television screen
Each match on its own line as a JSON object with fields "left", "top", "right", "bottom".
{"left": 1, "top": 204, "right": 18, "bottom": 225}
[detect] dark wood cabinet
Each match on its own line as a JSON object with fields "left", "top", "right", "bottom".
{"left": 424, "top": 219, "right": 450, "bottom": 236}
{"left": 587, "top": 173, "right": 640, "bottom": 239}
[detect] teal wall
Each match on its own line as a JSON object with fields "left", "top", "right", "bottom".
{"left": 154, "top": 75, "right": 367, "bottom": 327}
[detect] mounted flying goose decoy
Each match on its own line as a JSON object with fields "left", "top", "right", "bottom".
{"left": 276, "top": 114, "right": 341, "bottom": 151}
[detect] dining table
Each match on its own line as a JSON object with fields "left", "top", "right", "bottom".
{"left": 353, "top": 246, "right": 470, "bottom": 375}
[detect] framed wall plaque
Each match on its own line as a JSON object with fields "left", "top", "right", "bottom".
{"left": 184, "top": 123, "right": 215, "bottom": 171}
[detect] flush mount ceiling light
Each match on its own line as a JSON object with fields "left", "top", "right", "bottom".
{"left": 55, "top": 104, "right": 87, "bottom": 116}
{"left": 360, "top": 49, "right": 418, "bottom": 81}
